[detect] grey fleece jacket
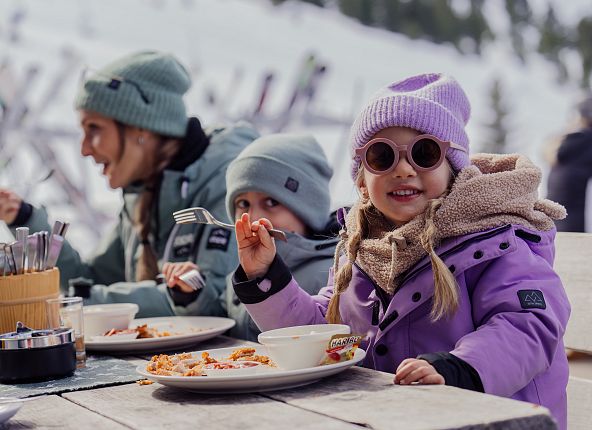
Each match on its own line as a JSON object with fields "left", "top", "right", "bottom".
{"left": 16, "top": 122, "right": 258, "bottom": 318}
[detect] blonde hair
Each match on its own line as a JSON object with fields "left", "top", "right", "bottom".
{"left": 134, "top": 134, "right": 182, "bottom": 282}
{"left": 326, "top": 167, "right": 459, "bottom": 323}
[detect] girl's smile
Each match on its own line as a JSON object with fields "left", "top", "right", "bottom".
{"left": 388, "top": 186, "right": 422, "bottom": 202}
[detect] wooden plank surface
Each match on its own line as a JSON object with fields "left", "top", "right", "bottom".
{"left": 62, "top": 383, "right": 358, "bottom": 430}
{"left": 5, "top": 394, "right": 128, "bottom": 429}
{"left": 263, "top": 367, "right": 556, "bottom": 430}
{"left": 568, "top": 376, "right": 592, "bottom": 430}
{"left": 554, "top": 232, "right": 592, "bottom": 353}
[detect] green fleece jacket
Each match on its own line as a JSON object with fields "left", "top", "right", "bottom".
{"left": 16, "top": 122, "right": 258, "bottom": 318}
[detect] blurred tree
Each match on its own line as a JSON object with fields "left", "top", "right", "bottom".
{"left": 537, "top": 5, "right": 570, "bottom": 83}
{"left": 575, "top": 17, "right": 592, "bottom": 87}
{"left": 482, "top": 78, "right": 510, "bottom": 154}
{"left": 334, "top": 0, "right": 493, "bottom": 54}
{"left": 301, "top": 0, "right": 325, "bottom": 7}
{"left": 505, "top": 0, "right": 532, "bottom": 62}
{"left": 377, "top": 0, "right": 400, "bottom": 32}
{"left": 337, "top": 0, "right": 374, "bottom": 26}
{"left": 271, "top": 0, "right": 326, "bottom": 6}
{"left": 269, "top": 0, "right": 591, "bottom": 88}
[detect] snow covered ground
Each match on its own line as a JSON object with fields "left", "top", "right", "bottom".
{"left": 0, "top": 0, "right": 586, "bottom": 255}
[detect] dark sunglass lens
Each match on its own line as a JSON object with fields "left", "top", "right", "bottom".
{"left": 366, "top": 141, "right": 395, "bottom": 172}
{"left": 412, "top": 138, "right": 442, "bottom": 168}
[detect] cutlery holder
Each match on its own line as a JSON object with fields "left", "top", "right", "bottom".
{"left": 0, "top": 268, "right": 60, "bottom": 333}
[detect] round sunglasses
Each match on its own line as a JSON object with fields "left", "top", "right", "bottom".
{"left": 355, "top": 135, "right": 467, "bottom": 175}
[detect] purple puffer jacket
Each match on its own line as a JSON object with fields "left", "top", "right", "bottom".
{"left": 241, "top": 224, "right": 570, "bottom": 429}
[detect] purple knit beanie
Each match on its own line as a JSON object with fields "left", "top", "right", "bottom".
{"left": 350, "top": 73, "right": 471, "bottom": 179}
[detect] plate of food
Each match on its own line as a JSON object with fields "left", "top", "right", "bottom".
{"left": 135, "top": 345, "right": 366, "bottom": 393}
{"left": 85, "top": 316, "right": 235, "bottom": 353}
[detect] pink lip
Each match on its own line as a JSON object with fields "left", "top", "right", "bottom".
{"left": 390, "top": 185, "right": 421, "bottom": 192}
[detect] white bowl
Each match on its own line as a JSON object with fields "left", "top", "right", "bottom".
{"left": 258, "top": 324, "right": 350, "bottom": 370}
{"left": 83, "top": 303, "right": 139, "bottom": 337}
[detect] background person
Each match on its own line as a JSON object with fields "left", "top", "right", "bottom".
{"left": 547, "top": 94, "right": 592, "bottom": 232}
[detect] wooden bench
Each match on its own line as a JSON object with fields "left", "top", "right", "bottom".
{"left": 554, "top": 232, "right": 592, "bottom": 428}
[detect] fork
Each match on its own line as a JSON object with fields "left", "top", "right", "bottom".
{"left": 173, "top": 207, "right": 287, "bottom": 242}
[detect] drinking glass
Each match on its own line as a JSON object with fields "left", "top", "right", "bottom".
{"left": 46, "top": 296, "right": 86, "bottom": 368}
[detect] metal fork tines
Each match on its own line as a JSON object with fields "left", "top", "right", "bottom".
{"left": 173, "top": 207, "right": 287, "bottom": 242}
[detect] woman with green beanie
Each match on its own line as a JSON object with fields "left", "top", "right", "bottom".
{"left": 0, "top": 51, "right": 258, "bottom": 317}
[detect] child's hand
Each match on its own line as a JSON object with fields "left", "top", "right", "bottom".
{"left": 394, "top": 358, "right": 445, "bottom": 385}
{"left": 236, "top": 212, "right": 276, "bottom": 280}
{"left": 162, "top": 261, "right": 199, "bottom": 293}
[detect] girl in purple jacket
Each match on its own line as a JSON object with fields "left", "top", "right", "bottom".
{"left": 232, "top": 73, "right": 570, "bottom": 429}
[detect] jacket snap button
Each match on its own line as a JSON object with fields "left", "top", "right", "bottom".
{"left": 448, "top": 264, "right": 456, "bottom": 273}
{"left": 499, "top": 242, "right": 509, "bottom": 250}
{"left": 412, "top": 292, "right": 421, "bottom": 302}
{"left": 375, "top": 344, "right": 389, "bottom": 356}
{"left": 473, "top": 250, "right": 484, "bottom": 259}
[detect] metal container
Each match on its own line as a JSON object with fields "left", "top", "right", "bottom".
{"left": 0, "top": 323, "right": 76, "bottom": 382}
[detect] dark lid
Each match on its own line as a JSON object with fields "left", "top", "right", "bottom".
{"left": 0, "top": 322, "right": 75, "bottom": 350}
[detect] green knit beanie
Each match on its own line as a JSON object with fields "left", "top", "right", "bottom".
{"left": 75, "top": 51, "right": 191, "bottom": 137}
{"left": 225, "top": 134, "right": 333, "bottom": 232}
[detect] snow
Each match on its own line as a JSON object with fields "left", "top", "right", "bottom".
{"left": 0, "top": 0, "right": 586, "bottom": 255}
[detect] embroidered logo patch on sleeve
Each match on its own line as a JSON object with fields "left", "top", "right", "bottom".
{"left": 206, "top": 227, "right": 231, "bottom": 251}
{"left": 517, "top": 290, "right": 546, "bottom": 310}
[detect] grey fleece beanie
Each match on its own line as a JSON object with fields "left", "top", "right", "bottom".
{"left": 75, "top": 51, "right": 190, "bottom": 137}
{"left": 225, "top": 134, "right": 333, "bottom": 232}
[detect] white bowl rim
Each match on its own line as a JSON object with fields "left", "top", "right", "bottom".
{"left": 258, "top": 324, "right": 350, "bottom": 344}
{"left": 83, "top": 303, "right": 140, "bottom": 317}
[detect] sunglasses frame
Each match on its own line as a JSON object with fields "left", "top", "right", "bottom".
{"left": 355, "top": 134, "right": 467, "bottom": 175}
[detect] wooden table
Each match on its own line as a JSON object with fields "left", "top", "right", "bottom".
{"left": 5, "top": 336, "right": 557, "bottom": 429}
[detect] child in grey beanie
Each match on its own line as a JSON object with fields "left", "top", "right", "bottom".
{"left": 163, "top": 133, "right": 339, "bottom": 340}
{"left": 224, "top": 133, "right": 339, "bottom": 340}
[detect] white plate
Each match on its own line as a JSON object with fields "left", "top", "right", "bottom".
{"left": 136, "top": 346, "right": 366, "bottom": 393}
{"left": 0, "top": 402, "right": 22, "bottom": 425}
{"left": 85, "top": 316, "right": 235, "bottom": 353}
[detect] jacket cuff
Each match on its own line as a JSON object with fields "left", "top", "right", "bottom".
{"left": 166, "top": 285, "right": 201, "bottom": 307}
{"left": 9, "top": 202, "right": 33, "bottom": 226}
{"left": 232, "top": 254, "right": 292, "bottom": 304}
{"left": 418, "top": 352, "right": 484, "bottom": 392}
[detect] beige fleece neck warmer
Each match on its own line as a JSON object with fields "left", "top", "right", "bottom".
{"left": 344, "top": 154, "right": 566, "bottom": 295}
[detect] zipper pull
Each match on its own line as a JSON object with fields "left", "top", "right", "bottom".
{"left": 372, "top": 301, "right": 380, "bottom": 326}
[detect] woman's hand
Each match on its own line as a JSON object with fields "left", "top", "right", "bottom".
{"left": 235, "top": 212, "right": 276, "bottom": 280}
{"left": 161, "top": 261, "right": 199, "bottom": 293}
{"left": 0, "top": 189, "right": 23, "bottom": 225}
{"left": 394, "top": 358, "right": 445, "bottom": 385}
